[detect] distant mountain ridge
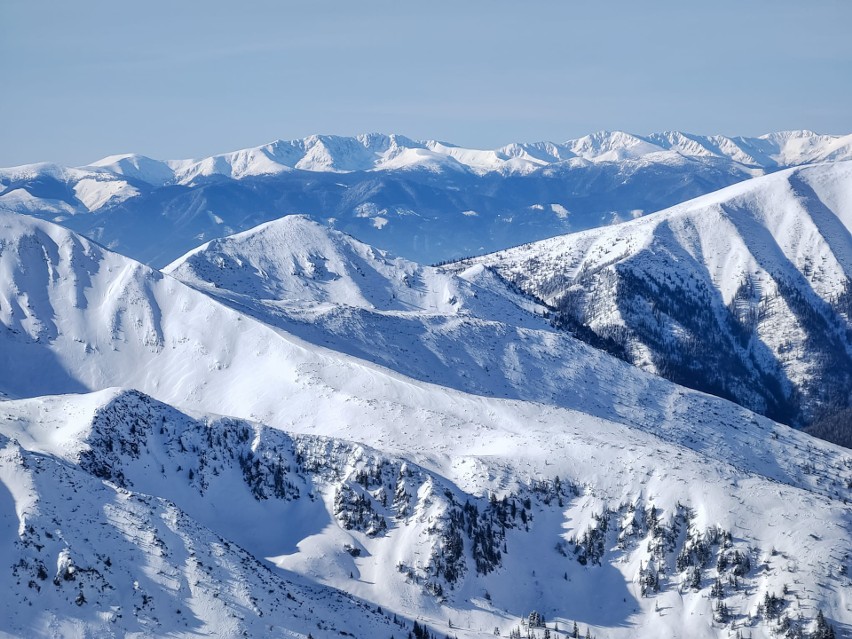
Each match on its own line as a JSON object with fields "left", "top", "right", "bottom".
{"left": 1, "top": 129, "right": 850, "bottom": 268}
{"left": 76, "top": 129, "right": 852, "bottom": 181}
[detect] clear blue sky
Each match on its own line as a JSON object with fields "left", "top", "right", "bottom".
{"left": 2, "top": 0, "right": 850, "bottom": 166}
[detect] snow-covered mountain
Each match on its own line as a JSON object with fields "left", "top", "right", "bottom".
{"left": 2, "top": 130, "right": 850, "bottom": 267}
{"left": 1, "top": 207, "right": 851, "bottom": 638}
{"left": 462, "top": 161, "right": 852, "bottom": 428}
{"left": 88, "top": 130, "right": 852, "bottom": 179}
{"left": 0, "top": 391, "right": 398, "bottom": 638}
{"left": 3, "top": 386, "right": 851, "bottom": 639}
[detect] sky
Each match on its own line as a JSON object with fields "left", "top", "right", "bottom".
{"left": 1, "top": 0, "right": 851, "bottom": 166}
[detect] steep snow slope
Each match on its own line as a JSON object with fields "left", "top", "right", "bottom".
{"left": 1, "top": 209, "right": 851, "bottom": 637}
{"left": 463, "top": 162, "right": 852, "bottom": 427}
{"left": 167, "top": 214, "right": 466, "bottom": 313}
{"left": 161, "top": 215, "right": 708, "bottom": 412}
{"left": 2, "top": 130, "right": 850, "bottom": 267}
{"left": 0, "top": 402, "right": 402, "bottom": 639}
{"left": 0, "top": 207, "right": 844, "bottom": 498}
{"left": 165, "top": 214, "right": 583, "bottom": 400}
{"left": 2, "top": 385, "right": 851, "bottom": 639}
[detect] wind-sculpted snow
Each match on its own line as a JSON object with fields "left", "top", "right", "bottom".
{"left": 2, "top": 130, "right": 851, "bottom": 267}
{"left": 466, "top": 162, "right": 852, "bottom": 428}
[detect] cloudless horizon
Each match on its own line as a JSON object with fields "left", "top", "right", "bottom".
{"left": 1, "top": 0, "right": 850, "bottom": 166}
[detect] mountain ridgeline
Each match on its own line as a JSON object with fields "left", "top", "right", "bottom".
{"left": 464, "top": 162, "right": 852, "bottom": 429}
{"left": 2, "top": 130, "right": 851, "bottom": 268}
{"left": 1, "top": 135, "right": 851, "bottom": 638}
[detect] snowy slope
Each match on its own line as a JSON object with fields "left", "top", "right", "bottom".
{"left": 166, "top": 214, "right": 467, "bottom": 313}
{"left": 163, "top": 214, "right": 738, "bottom": 414}
{"left": 2, "top": 130, "right": 851, "bottom": 267}
{"left": 463, "top": 162, "right": 852, "bottom": 427}
{"left": 2, "top": 385, "right": 852, "bottom": 639}
{"left": 0, "top": 207, "right": 821, "bottom": 479}
{"left": 0, "top": 397, "right": 402, "bottom": 639}
{"left": 1, "top": 209, "right": 851, "bottom": 637}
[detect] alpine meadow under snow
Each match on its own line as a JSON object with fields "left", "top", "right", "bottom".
{"left": 0, "top": 130, "right": 850, "bottom": 639}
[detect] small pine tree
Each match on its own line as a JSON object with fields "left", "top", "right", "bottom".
{"left": 689, "top": 566, "right": 701, "bottom": 590}
{"left": 711, "top": 577, "right": 724, "bottom": 598}
{"left": 813, "top": 610, "right": 836, "bottom": 639}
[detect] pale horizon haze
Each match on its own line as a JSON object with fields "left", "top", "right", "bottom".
{"left": 1, "top": 0, "right": 850, "bottom": 166}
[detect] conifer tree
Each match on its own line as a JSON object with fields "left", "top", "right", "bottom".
{"left": 813, "top": 610, "right": 836, "bottom": 639}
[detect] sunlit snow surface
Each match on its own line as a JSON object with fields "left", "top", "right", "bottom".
{"left": 0, "top": 185, "right": 851, "bottom": 638}
{"left": 463, "top": 163, "right": 852, "bottom": 428}
{"left": 2, "top": 130, "right": 851, "bottom": 267}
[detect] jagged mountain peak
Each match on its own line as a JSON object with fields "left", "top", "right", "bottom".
{"left": 569, "top": 130, "right": 655, "bottom": 155}
{"left": 70, "top": 129, "right": 852, "bottom": 186}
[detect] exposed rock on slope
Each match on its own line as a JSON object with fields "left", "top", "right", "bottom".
{"left": 464, "top": 162, "right": 852, "bottom": 426}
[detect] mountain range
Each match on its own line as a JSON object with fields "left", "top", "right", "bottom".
{"left": 0, "top": 132, "right": 851, "bottom": 638}
{"left": 2, "top": 130, "right": 851, "bottom": 268}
